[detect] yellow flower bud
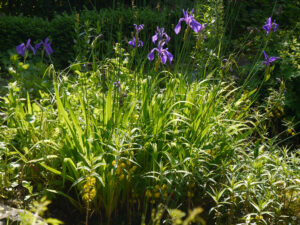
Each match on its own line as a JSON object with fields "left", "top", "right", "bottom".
{"left": 154, "top": 192, "right": 160, "bottom": 198}
{"left": 90, "top": 188, "right": 96, "bottom": 199}
{"left": 187, "top": 191, "right": 194, "bottom": 198}
{"left": 130, "top": 166, "right": 137, "bottom": 172}
{"left": 116, "top": 167, "right": 122, "bottom": 175}
{"left": 83, "top": 193, "right": 89, "bottom": 201}
{"left": 145, "top": 190, "right": 152, "bottom": 198}
{"left": 162, "top": 184, "right": 167, "bottom": 190}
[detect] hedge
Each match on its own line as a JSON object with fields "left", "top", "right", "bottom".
{"left": 0, "top": 7, "right": 185, "bottom": 69}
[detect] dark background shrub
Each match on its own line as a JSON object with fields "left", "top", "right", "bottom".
{"left": 0, "top": 0, "right": 196, "bottom": 18}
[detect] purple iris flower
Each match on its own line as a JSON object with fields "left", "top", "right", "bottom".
{"left": 34, "top": 37, "right": 53, "bottom": 55}
{"left": 148, "top": 41, "right": 173, "bottom": 64}
{"left": 35, "top": 42, "right": 43, "bottom": 51}
{"left": 16, "top": 39, "right": 36, "bottom": 57}
{"left": 43, "top": 37, "right": 53, "bottom": 55}
{"left": 134, "top": 24, "right": 144, "bottom": 33}
{"left": 152, "top": 26, "right": 170, "bottom": 44}
{"left": 263, "top": 51, "right": 280, "bottom": 66}
{"left": 263, "top": 17, "right": 278, "bottom": 35}
{"left": 128, "top": 37, "right": 143, "bottom": 48}
{"left": 175, "top": 9, "right": 204, "bottom": 34}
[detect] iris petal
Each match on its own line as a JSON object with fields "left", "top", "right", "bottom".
{"left": 152, "top": 34, "right": 158, "bottom": 43}
{"left": 160, "top": 53, "right": 167, "bottom": 64}
{"left": 16, "top": 43, "right": 25, "bottom": 57}
{"left": 175, "top": 19, "right": 184, "bottom": 34}
{"left": 166, "top": 51, "right": 173, "bottom": 63}
{"left": 148, "top": 48, "right": 157, "bottom": 61}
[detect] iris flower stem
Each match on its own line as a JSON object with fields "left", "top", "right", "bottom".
{"left": 23, "top": 51, "right": 28, "bottom": 64}
{"left": 240, "top": 0, "right": 278, "bottom": 94}
{"left": 239, "top": 34, "right": 271, "bottom": 97}
{"left": 175, "top": 27, "right": 190, "bottom": 72}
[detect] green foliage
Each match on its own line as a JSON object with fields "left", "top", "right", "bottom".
{"left": 1, "top": 55, "right": 300, "bottom": 224}
{"left": 0, "top": 2, "right": 299, "bottom": 225}
{"left": 20, "top": 197, "right": 63, "bottom": 225}
{"left": 276, "top": 25, "right": 300, "bottom": 120}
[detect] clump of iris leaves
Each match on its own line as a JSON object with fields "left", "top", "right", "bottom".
{"left": 0, "top": 4, "right": 299, "bottom": 225}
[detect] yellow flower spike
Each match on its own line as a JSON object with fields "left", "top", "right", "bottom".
{"left": 126, "top": 174, "right": 130, "bottom": 180}
{"left": 270, "top": 112, "right": 273, "bottom": 117}
{"left": 154, "top": 192, "right": 160, "bottom": 198}
{"left": 154, "top": 184, "right": 160, "bottom": 190}
{"left": 288, "top": 128, "right": 293, "bottom": 134}
{"left": 276, "top": 112, "right": 281, "bottom": 117}
{"left": 292, "top": 132, "right": 295, "bottom": 136}
{"left": 130, "top": 150, "right": 134, "bottom": 156}
{"left": 187, "top": 191, "right": 193, "bottom": 198}
{"left": 150, "top": 199, "right": 155, "bottom": 204}
{"left": 120, "top": 162, "right": 126, "bottom": 168}
{"left": 126, "top": 160, "right": 132, "bottom": 166}
{"left": 112, "top": 160, "right": 116, "bottom": 166}
{"left": 163, "top": 192, "right": 168, "bottom": 198}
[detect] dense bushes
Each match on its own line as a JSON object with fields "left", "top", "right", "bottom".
{"left": 0, "top": 0, "right": 195, "bottom": 18}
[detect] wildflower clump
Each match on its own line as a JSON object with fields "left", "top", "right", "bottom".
{"left": 113, "top": 155, "right": 136, "bottom": 182}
